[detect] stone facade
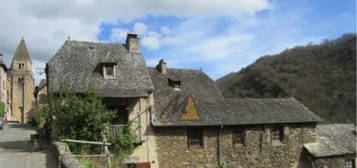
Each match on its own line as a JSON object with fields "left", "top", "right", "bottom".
{"left": 155, "top": 123, "right": 317, "bottom": 168}
{"left": 128, "top": 94, "right": 159, "bottom": 168}
{"left": 7, "top": 39, "right": 35, "bottom": 123}
{"left": 104, "top": 94, "right": 159, "bottom": 168}
{"left": 34, "top": 80, "right": 47, "bottom": 105}
{"left": 0, "top": 63, "right": 8, "bottom": 115}
{"left": 313, "top": 154, "right": 357, "bottom": 168}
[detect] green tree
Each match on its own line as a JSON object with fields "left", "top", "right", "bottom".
{"left": 51, "top": 88, "right": 115, "bottom": 154}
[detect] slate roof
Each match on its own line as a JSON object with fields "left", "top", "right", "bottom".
{"left": 149, "top": 67, "right": 321, "bottom": 126}
{"left": 12, "top": 39, "right": 31, "bottom": 61}
{"left": 47, "top": 40, "right": 154, "bottom": 97}
{"left": 304, "top": 124, "right": 356, "bottom": 157}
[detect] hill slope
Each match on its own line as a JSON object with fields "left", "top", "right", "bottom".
{"left": 216, "top": 34, "right": 356, "bottom": 123}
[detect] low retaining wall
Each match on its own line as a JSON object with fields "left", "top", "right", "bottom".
{"left": 53, "top": 141, "right": 84, "bottom": 168}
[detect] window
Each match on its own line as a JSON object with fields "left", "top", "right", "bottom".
{"left": 271, "top": 127, "right": 284, "bottom": 142}
{"left": 168, "top": 78, "right": 181, "bottom": 90}
{"left": 108, "top": 105, "right": 128, "bottom": 125}
{"left": 345, "top": 159, "right": 355, "bottom": 168}
{"left": 103, "top": 65, "right": 115, "bottom": 79}
{"left": 233, "top": 129, "right": 245, "bottom": 146}
{"left": 187, "top": 128, "right": 203, "bottom": 148}
{"left": 18, "top": 77, "right": 24, "bottom": 83}
{"left": 106, "top": 66, "right": 114, "bottom": 76}
{"left": 19, "top": 63, "right": 25, "bottom": 69}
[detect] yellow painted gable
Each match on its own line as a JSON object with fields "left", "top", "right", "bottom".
{"left": 181, "top": 96, "right": 200, "bottom": 120}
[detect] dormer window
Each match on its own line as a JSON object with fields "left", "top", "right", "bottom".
{"left": 168, "top": 78, "right": 181, "bottom": 91}
{"left": 103, "top": 64, "right": 116, "bottom": 79}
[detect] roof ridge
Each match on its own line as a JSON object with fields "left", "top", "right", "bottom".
{"left": 148, "top": 66, "right": 202, "bottom": 72}
{"left": 66, "top": 40, "right": 124, "bottom": 46}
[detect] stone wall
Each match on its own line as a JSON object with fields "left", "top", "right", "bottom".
{"left": 53, "top": 141, "right": 84, "bottom": 168}
{"left": 155, "top": 127, "right": 219, "bottom": 168}
{"left": 313, "top": 154, "right": 356, "bottom": 168}
{"left": 155, "top": 123, "right": 317, "bottom": 168}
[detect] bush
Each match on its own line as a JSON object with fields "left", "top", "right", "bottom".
{"left": 110, "top": 123, "right": 137, "bottom": 159}
{"left": 79, "top": 159, "right": 96, "bottom": 168}
{"left": 32, "top": 105, "right": 50, "bottom": 138}
{"left": 0, "top": 101, "right": 5, "bottom": 117}
{"left": 51, "top": 88, "right": 115, "bottom": 154}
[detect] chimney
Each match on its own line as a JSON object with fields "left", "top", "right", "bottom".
{"left": 157, "top": 59, "right": 167, "bottom": 74}
{"left": 126, "top": 33, "right": 140, "bottom": 53}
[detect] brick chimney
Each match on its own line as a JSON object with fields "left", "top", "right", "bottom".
{"left": 125, "top": 33, "right": 140, "bottom": 53}
{"left": 157, "top": 59, "right": 167, "bottom": 74}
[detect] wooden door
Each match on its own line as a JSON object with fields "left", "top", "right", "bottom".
{"left": 136, "top": 162, "right": 150, "bottom": 168}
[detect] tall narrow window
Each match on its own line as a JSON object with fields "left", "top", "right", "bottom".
{"left": 271, "top": 127, "right": 284, "bottom": 142}
{"left": 18, "top": 77, "right": 24, "bottom": 83}
{"left": 345, "top": 159, "right": 355, "bottom": 168}
{"left": 18, "top": 63, "right": 25, "bottom": 69}
{"left": 187, "top": 128, "right": 203, "bottom": 148}
{"left": 233, "top": 128, "right": 245, "bottom": 146}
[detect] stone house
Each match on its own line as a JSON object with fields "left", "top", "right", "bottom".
{"left": 0, "top": 54, "right": 8, "bottom": 117}
{"left": 46, "top": 33, "right": 356, "bottom": 168}
{"left": 303, "top": 124, "right": 356, "bottom": 168}
{"left": 7, "top": 39, "right": 35, "bottom": 123}
{"left": 34, "top": 79, "right": 47, "bottom": 105}
{"left": 46, "top": 34, "right": 160, "bottom": 168}
{"left": 149, "top": 61, "right": 324, "bottom": 168}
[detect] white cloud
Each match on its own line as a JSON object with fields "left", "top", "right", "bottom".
{"left": 187, "top": 34, "right": 253, "bottom": 60}
{"left": 134, "top": 22, "right": 148, "bottom": 35}
{"left": 142, "top": 36, "right": 161, "bottom": 50}
{"left": 160, "top": 26, "right": 172, "bottom": 35}
{"left": 0, "top": 0, "right": 270, "bottom": 84}
{"left": 110, "top": 28, "right": 129, "bottom": 42}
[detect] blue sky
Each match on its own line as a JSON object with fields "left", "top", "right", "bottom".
{"left": 97, "top": 0, "right": 356, "bottom": 79}
{"left": 0, "top": 0, "right": 355, "bottom": 83}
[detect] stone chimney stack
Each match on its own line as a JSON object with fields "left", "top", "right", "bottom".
{"left": 157, "top": 59, "right": 167, "bottom": 74}
{"left": 126, "top": 33, "right": 140, "bottom": 53}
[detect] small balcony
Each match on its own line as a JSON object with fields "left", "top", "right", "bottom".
{"left": 108, "top": 124, "right": 127, "bottom": 138}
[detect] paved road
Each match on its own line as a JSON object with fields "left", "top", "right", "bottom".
{"left": 0, "top": 123, "right": 58, "bottom": 168}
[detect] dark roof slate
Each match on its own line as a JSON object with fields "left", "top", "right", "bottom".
{"left": 47, "top": 40, "right": 153, "bottom": 97}
{"left": 149, "top": 67, "right": 321, "bottom": 126}
{"left": 304, "top": 124, "right": 356, "bottom": 157}
{"left": 13, "top": 39, "right": 31, "bottom": 61}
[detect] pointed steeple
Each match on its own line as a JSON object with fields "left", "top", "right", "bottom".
{"left": 13, "top": 38, "right": 31, "bottom": 61}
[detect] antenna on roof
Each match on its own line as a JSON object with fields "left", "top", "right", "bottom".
{"left": 36, "top": 68, "right": 45, "bottom": 75}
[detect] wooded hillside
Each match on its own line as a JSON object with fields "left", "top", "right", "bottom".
{"left": 216, "top": 34, "right": 356, "bottom": 123}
